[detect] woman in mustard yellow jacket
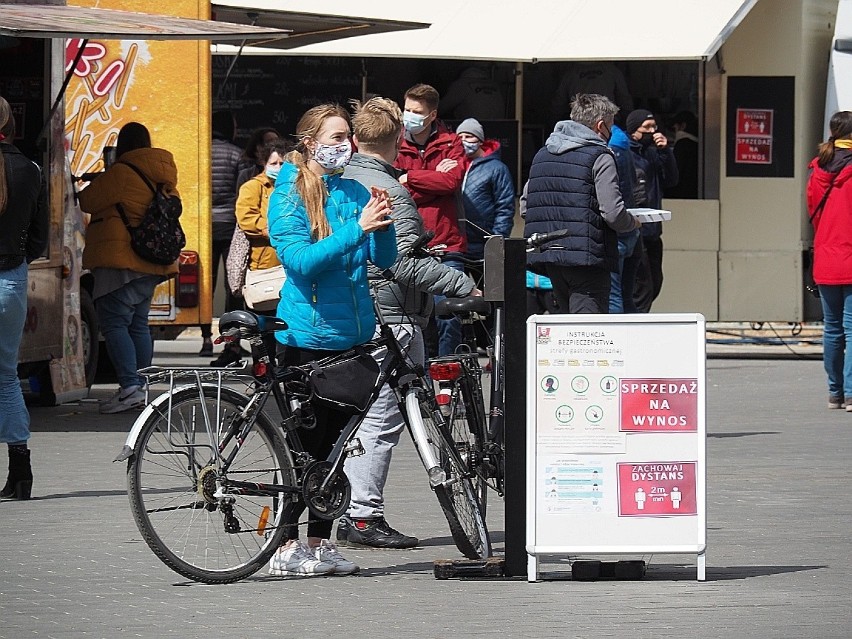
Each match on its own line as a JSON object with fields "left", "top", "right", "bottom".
{"left": 235, "top": 139, "right": 289, "bottom": 272}
{"left": 78, "top": 122, "right": 178, "bottom": 414}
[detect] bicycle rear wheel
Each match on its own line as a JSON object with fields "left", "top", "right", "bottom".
{"left": 127, "top": 385, "right": 295, "bottom": 584}
{"left": 405, "top": 388, "right": 491, "bottom": 560}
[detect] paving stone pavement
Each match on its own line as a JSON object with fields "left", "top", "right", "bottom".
{"left": 1, "top": 336, "right": 850, "bottom": 638}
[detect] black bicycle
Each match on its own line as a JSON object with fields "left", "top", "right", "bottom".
{"left": 427, "top": 229, "right": 573, "bottom": 519}
{"left": 117, "top": 247, "right": 490, "bottom": 584}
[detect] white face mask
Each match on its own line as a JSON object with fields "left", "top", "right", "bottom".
{"left": 403, "top": 110, "right": 429, "bottom": 134}
{"left": 313, "top": 139, "right": 352, "bottom": 170}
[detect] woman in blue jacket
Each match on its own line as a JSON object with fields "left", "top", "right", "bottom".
{"left": 266, "top": 104, "right": 397, "bottom": 577}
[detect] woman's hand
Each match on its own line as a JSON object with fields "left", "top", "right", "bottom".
{"left": 359, "top": 188, "right": 394, "bottom": 234}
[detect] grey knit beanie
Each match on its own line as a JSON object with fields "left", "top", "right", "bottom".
{"left": 456, "top": 118, "right": 485, "bottom": 141}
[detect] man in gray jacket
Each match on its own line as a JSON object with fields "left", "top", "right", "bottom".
{"left": 338, "top": 97, "right": 479, "bottom": 549}
{"left": 524, "top": 94, "right": 640, "bottom": 313}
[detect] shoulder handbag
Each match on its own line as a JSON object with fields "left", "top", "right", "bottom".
{"left": 225, "top": 225, "right": 250, "bottom": 296}
{"left": 243, "top": 263, "right": 286, "bottom": 311}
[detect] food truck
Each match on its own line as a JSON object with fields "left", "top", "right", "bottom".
{"left": 0, "top": 0, "right": 423, "bottom": 403}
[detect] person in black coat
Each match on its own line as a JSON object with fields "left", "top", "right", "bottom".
{"left": 0, "top": 95, "right": 48, "bottom": 500}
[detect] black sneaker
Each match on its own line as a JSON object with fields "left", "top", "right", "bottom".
{"left": 336, "top": 516, "right": 419, "bottom": 549}
{"left": 209, "top": 346, "right": 242, "bottom": 367}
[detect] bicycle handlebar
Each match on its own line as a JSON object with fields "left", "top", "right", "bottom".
{"left": 526, "top": 228, "right": 571, "bottom": 249}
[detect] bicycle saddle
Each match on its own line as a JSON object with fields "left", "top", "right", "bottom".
{"left": 435, "top": 297, "right": 492, "bottom": 319}
{"left": 219, "top": 310, "right": 288, "bottom": 336}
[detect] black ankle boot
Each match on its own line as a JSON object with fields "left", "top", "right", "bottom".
{"left": 1, "top": 446, "right": 33, "bottom": 500}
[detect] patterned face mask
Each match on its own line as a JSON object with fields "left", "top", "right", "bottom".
{"left": 313, "top": 139, "right": 352, "bottom": 170}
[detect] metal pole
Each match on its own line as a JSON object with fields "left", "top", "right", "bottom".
{"left": 484, "top": 236, "right": 528, "bottom": 577}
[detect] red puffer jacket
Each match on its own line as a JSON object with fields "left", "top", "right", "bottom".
{"left": 395, "top": 128, "right": 467, "bottom": 253}
{"left": 808, "top": 150, "right": 852, "bottom": 285}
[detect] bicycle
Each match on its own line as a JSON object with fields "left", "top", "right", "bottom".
{"left": 426, "top": 229, "right": 573, "bottom": 521}
{"left": 116, "top": 253, "right": 490, "bottom": 584}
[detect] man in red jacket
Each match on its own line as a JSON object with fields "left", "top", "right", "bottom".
{"left": 395, "top": 83, "right": 466, "bottom": 356}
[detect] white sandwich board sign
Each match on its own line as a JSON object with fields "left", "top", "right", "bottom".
{"left": 526, "top": 313, "right": 706, "bottom": 581}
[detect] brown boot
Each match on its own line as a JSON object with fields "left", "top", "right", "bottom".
{"left": 0, "top": 445, "right": 33, "bottom": 500}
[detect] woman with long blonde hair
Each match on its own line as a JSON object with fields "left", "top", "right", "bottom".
{"left": 0, "top": 96, "right": 48, "bottom": 500}
{"left": 266, "top": 103, "right": 397, "bottom": 576}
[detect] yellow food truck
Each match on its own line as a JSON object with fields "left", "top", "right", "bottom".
{"left": 0, "top": 0, "right": 423, "bottom": 403}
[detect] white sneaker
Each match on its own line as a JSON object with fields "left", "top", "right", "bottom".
{"left": 313, "top": 539, "right": 359, "bottom": 575}
{"left": 268, "top": 542, "right": 335, "bottom": 577}
{"left": 100, "top": 385, "right": 146, "bottom": 414}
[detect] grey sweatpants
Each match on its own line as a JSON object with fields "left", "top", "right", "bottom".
{"left": 344, "top": 324, "right": 425, "bottom": 519}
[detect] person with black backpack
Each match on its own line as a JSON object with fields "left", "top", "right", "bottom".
{"left": 79, "top": 122, "right": 180, "bottom": 414}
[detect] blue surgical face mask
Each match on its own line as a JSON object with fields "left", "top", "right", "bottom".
{"left": 265, "top": 164, "right": 281, "bottom": 181}
{"left": 403, "top": 110, "right": 429, "bottom": 134}
{"left": 462, "top": 140, "right": 482, "bottom": 156}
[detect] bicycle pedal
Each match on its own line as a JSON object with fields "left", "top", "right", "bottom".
{"left": 344, "top": 437, "right": 365, "bottom": 457}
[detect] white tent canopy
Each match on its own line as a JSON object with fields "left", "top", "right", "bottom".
{"left": 213, "top": 0, "right": 757, "bottom": 61}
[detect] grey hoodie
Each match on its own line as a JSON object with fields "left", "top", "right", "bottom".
{"left": 545, "top": 120, "right": 637, "bottom": 234}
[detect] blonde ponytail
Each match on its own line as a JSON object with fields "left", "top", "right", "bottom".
{"left": 286, "top": 149, "right": 331, "bottom": 240}
{"left": 290, "top": 103, "right": 350, "bottom": 240}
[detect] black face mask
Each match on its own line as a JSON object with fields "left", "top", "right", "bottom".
{"left": 639, "top": 131, "right": 655, "bottom": 147}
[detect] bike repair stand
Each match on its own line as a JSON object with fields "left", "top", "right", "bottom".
{"left": 433, "top": 237, "right": 526, "bottom": 580}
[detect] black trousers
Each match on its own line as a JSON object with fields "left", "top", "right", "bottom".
{"left": 526, "top": 288, "right": 560, "bottom": 316}
{"left": 545, "top": 264, "right": 611, "bottom": 314}
{"left": 631, "top": 235, "right": 664, "bottom": 314}
{"left": 278, "top": 344, "right": 351, "bottom": 541}
{"left": 201, "top": 227, "right": 243, "bottom": 339}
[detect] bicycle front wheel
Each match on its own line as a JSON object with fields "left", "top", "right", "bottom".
{"left": 127, "top": 385, "right": 295, "bottom": 584}
{"left": 405, "top": 388, "right": 491, "bottom": 560}
{"left": 451, "top": 373, "right": 490, "bottom": 518}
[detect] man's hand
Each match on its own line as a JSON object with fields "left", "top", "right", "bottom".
{"left": 471, "top": 287, "right": 483, "bottom": 297}
{"left": 436, "top": 158, "right": 458, "bottom": 173}
{"left": 652, "top": 132, "right": 668, "bottom": 149}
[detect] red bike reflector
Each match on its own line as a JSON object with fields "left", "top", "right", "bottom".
{"left": 253, "top": 361, "right": 267, "bottom": 377}
{"left": 435, "top": 392, "right": 451, "bottom": 406}
{"left": 430, "top": 362, "right": 462, "bottom": 381}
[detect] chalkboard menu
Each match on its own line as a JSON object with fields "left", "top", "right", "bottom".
{"left": 213, "top": 55, "right": 363, "bottom": 147}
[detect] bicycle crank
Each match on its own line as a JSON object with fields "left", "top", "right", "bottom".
{"left": 301, "top": 461, "right": 351, "bottom": 521}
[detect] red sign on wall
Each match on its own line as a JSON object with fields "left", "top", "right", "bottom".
{"left": 735, "top": 108, "right": 773, "bottom": 164}
{"left": 617, "top": 462, "right": 697, "bottom": 516}
{"left": 620, "top": 378, "right": 698, "bottom": 432}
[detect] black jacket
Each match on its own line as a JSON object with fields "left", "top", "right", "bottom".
{"left": 0, "top": 143, "right": 48, "bottom": 266}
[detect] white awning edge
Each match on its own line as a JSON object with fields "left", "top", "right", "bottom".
{"left": 249, "top": 0, "right": 759, "bottom": 63}
{"left": 703, "top": 0, "right": 759, "bottom": 59}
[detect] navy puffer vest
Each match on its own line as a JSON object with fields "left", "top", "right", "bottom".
{"left": 524, "top": 144, "right": 617, "bottom": 273}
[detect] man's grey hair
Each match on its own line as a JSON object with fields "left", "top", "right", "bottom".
{"left": 570, "top": 93, "right": 619, "bottom": 129}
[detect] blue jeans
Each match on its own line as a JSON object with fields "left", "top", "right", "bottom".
{"left": 435, "top": 258, "right": 464, "bottom": 356}
{"left": 0, "top": 262, "right": 30, "bottom": 445}
{"left": 96, "top": 275, "right": 160, "bottom": 389}
{"left": 610, "top": 230, "right": 640, "bottom": 313}
{"left": 818, "top": 284, "right": 852, "bottom": 400}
